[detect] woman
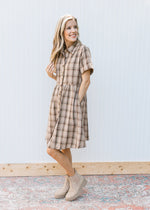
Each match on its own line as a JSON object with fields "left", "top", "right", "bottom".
{"left": 45, "top": 14, "right": 94, "bottom": 201}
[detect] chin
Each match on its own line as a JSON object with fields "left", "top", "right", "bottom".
{"left": 69, "top": 38, "right": 77, "bottom": 42}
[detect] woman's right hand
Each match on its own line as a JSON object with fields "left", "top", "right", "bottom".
{"left": 45, "top": 61, "right": 56, "bottom": 74}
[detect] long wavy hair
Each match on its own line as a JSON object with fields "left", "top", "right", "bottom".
{"left": 50, "top": 14, "right": 80, "bottom": 68}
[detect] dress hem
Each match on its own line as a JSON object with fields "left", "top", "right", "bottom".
{"left": 46, "top": 138, "right": 89, "bottom": 150}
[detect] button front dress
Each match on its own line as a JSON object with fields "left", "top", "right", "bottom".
{"left": 45, "top": 39, "right": 94, "bottom": 149}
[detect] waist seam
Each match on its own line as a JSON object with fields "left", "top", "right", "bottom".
{"left": 56, "top": 82, "right": 79, "bottom": 86}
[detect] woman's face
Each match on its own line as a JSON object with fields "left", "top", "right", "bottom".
{"left": 63, "top": 19, "right": 78, "bottom": 47}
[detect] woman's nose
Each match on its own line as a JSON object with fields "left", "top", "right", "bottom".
{"left": 71, "top": 27, "right": 76, "bottom": 32}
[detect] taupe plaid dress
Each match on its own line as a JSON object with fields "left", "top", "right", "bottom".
{"left": 45, "top": 39, "right": 94, "bottom": 149}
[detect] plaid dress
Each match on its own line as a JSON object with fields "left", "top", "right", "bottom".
{"left": 45, "top": 39, "right": 94, "bottom": 149}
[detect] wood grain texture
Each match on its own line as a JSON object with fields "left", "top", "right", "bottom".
{"left": 0, "top": 162, "right": 150, "bottom": 176}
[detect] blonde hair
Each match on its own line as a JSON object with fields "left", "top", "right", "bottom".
{"left": 50, "top": 14, "right": 80, "bottom": 67}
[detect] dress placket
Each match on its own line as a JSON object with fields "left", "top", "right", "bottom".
{"left": 57, "top": 52, "right": 68, "bottom": 115}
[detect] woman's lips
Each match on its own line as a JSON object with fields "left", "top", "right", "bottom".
{"left": 70, "top": 34, "right": 76, "bottom": 38}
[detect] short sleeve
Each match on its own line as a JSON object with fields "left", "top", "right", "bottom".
{"left": 79, "top": 45, "right": 94, "bottom": 75}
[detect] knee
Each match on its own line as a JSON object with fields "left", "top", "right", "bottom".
{"left": 47, "top": 147, "right": 56, "bottom": 156}
{"left": 47, "top": 147, "right": 61, "bottom": 157}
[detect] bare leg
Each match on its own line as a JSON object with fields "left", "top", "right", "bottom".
{"left": 47, "top": 148, "right": 75, "bottom": 176}
{"left": 61, "top": 148, "right": 72, "bottom": 167}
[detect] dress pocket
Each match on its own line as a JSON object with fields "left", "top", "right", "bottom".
{"left": 77, "top": 93, "right": 85, "bottom": 107}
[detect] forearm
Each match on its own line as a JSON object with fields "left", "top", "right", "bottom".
{"left": 52, "top": 74, "right": 57, "bottom": 81}
{"left": 78, "top": 79, "right": 90, "bottom": 103}
{"left": 47, "top": 71, "right": 57, "bottom": 81}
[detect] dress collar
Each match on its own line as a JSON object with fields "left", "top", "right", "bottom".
{"left": 61, "top": 39, "right": 81, "bottom": 55}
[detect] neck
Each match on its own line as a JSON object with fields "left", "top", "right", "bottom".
{"left": 65, "top": 40, "right": 77, "bottom": 49}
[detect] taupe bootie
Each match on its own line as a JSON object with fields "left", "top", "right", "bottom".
{"left": 65, "top": 168, "right": 87, "bottom": 201}
{"left": 54, "top": 174, "right": 70, "bottom": 199}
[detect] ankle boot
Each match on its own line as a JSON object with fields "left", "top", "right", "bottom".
{"left": 54, "top": 174, "right": 70, "bottom": 199}
{"left": 65, "top": 168, "right": 87, "bottom": 201}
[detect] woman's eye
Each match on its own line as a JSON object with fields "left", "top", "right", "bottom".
{"left": 66, "top": 26, "right": 77, "bottom": 30}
